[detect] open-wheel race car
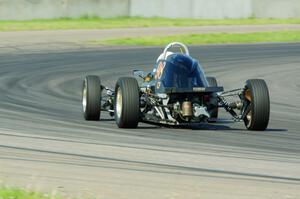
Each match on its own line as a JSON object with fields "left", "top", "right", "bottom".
{"left": 82, "top": 42, "right": 270, "bottom": 130}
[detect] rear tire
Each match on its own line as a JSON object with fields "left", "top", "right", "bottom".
{"left": 82, "top": 76, "right": 101, "bottom": 121}
{"left": 243, "top": 79, "right": 270, "bottom": 131}
{"left": 206, "top": 76, "right": 218, "bottom": 121}
{"left": 115, "top": 77, "right": 140, "bottom": 128}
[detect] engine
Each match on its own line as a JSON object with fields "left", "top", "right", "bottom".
{"left": 169, "top": 94, "right": 211, "bottom": 123}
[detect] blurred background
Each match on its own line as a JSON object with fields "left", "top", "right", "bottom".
{"left": 0, "top": 0, "right": 299, "bottom": 20}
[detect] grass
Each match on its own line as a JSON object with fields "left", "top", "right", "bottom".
{"left": 96, "top": 31, "right": 300, "bottom": 46}
{"left": 0, "top": 187, "right": 60, "bottom": 199}
{"left": 0, "top": 17, "right": 300, "bottom": 31}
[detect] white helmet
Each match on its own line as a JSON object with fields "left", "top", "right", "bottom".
{"left": 156, "top": 51, "right": 174, "bottom": 62}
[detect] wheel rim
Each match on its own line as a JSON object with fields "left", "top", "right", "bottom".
{"left": 245, "top": 89, "right": 251, "bottom": 101}
{"left": 244, "top": 88, "right": 252, "bottom": 128}
{"left": 246, "top": 111, "right": 252, "bottom": 128}
{"left": 116, "top": 87, "right": 123, "bottom": 119}
{"left": 82, "top": 80, "right": 87, "bottom": 113}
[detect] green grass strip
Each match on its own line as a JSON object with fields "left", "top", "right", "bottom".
{"left": 0, "top": 187, "right": 60, "bottom": 199}
{"left": 97, "top": 31, "right": 300, "bottom": 46}
{"left": 0, "top": 17, "right": 300, "bottom": 31}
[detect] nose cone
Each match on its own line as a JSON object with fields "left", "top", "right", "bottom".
{"left": 169, "top": 54, "right": 194, "bottom": 70}
{"left": 167, "top": 54, "right": 199, "bottom": 75}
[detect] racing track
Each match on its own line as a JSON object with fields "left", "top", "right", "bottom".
{"left": 0, "top": 43, "right": 300, "bottom": 199}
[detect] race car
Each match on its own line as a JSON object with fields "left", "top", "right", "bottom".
{"left": 82, "top": 42, "right": 270, "bottom": 130}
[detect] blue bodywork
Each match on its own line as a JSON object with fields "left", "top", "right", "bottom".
{"left": 159, "top": 54, "right": 208, "bottom": 89}
{"left": 141, "top": 53, "right": 223, "bottom": 94}
{"left": 150, "top": 53, "right": 216, "bottom": 93}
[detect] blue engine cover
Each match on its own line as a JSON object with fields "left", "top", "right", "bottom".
{"left": 158, "top": 53, "right": 208, "bottom": 91}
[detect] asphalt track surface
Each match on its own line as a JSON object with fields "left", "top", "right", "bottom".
{"left": 0, "top": 43, "right": 300, "bottom": 199}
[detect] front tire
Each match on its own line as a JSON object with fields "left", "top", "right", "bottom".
{"left": 82, "top": 75, "right": 101, "bottom": 121}
{"left": 115, "top": 77, "right": 140, "bottom": 128}
{"left": 243, "top": 79, "right": 270, "bottom": 131}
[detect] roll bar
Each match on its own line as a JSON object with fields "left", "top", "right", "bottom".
{"left": 162, "top": 42, "right": 190, "bottom": 60}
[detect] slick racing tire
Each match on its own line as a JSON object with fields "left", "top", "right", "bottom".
{"left": 206, "top": 76, "right": 218, "bottom": 122}
{"left": 115, "top": 77, "right": 140, "bottom": 128}
{"left": 243, "top": 79, "right": 270, "bottom": 131}
{"left": 82, "top": 75, "right": 101, "bottom": 121}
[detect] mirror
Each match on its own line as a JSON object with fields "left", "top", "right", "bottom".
{"left": 133, "top": 70, "right": 145, "bottom": 78}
